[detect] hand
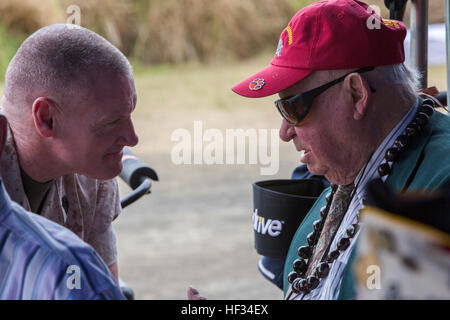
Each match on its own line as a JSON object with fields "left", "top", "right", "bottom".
{"left": 187, "top": 286, "right": 207, "bottom": 300}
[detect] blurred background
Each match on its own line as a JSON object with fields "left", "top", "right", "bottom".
{"left": 0, "top": 0, "right": 447, "bottom": 299}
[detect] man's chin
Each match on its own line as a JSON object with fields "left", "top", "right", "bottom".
{"left": 83, "top": 164, "right": 123, "bottom": 180}
{"left": 103, "top": 165, "right": 123, "bottom": 180}
{"left": 306, "top": 163, "right": 327, "bottom": 177}
{"left": 321, "top": 170, "right": 354, "bottom": 186}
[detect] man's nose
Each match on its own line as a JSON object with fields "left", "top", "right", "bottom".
{"left": 121, "top": 118, "right": 139, "bottom": 147}
{"left": 279, "top": 118, "right": 296, "bottom": 142}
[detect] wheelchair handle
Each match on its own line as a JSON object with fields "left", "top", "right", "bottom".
{"left": 119, "top": 147, "right": 159, "bottom": 209}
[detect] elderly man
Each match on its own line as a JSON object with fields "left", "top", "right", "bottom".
{"left": 0, "top": 24, "right": 139, "bottom": 281}
{"left": 0, "top": 114, "right": 125, "bottom": 299}
{"left": 232, "top": 0, "right": 450, "bottom": 299}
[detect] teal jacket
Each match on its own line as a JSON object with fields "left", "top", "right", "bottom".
{"left": 283, "top": 110, "right": 450, "bottom": 299}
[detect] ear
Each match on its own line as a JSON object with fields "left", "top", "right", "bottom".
{"left": 31, "top": 97, "right": 55, "bottom": 138}
{"left": 344, "top": 73, "right": 371, "bottom": 120}
{"left": 0, "top": 115, "right": 7, "bottom": 158}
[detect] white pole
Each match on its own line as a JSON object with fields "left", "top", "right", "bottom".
{"left": 410, "top": 0, "right": 429, "bottom": 89}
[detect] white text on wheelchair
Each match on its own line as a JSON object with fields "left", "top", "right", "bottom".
{"left": 252, "top": 209, "right": 284, "bottom": 237}
{"left": 171, "top": 121, "right": 279, "bottom": 175}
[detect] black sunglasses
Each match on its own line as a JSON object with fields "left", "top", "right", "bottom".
{"left": 274, "top": 66, "right": 376, "bottom": 126}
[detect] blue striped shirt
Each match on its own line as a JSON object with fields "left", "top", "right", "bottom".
{"left": 0, "top": 180, "right": 125, "bottom": 300}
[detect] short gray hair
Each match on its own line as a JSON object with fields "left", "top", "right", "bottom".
{"left": 328, "top": 63, "right": 420, "bottom": 107}
{"left": 3, "top": 24, "right": 132, "bottom": 109}
{"left": 363, "top": 63, "right": 420, "bottom": 106}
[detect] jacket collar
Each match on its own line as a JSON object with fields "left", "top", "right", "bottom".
{"left": 385, "top": 99, "right": 434, "bottom": 191}
{"left": 0, "top": 124, "right": 31, "bottom": 211}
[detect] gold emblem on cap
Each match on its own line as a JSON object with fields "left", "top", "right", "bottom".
{"left": 382, "top": 18, "right": 400, "bottom": 29}
{"left": 286, "top": 25, "right": 293, "bottom": 45}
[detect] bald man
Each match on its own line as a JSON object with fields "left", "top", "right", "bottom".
{"left": 0, "top": 114, "right": 125, "bottom": 300}
{"left": 0, "top": 24, "right": 139, "bottom": 282}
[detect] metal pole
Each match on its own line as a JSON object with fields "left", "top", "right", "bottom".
{"left": 410, "top": 0, "right": 429, "bottom": 89}
{"left": 446, "top": 0, "right": 450, "bottom": 105}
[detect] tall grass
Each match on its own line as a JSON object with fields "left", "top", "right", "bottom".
{"left": 0, "top": 0, "right": 303, "bottom": 67}
{"left": 0, "top": 0, "right": 446, "bottom": 80}
{"left": 60, "top": 0, "right": 138, "bottom": 56}
{"left": 0, "top": 0, "right": 63, "bottom": 34}
{"left": 0, "top": 25, "right": 23, "bottom": 83}
{"left": 133, "top": 0, "right": 297, "bottom": 64}
{"left": 0, "top": 0, "right": 63, "bottom": 82}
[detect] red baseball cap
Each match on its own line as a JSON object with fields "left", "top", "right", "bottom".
{"left": 232, "top": 0, "right": 406, "bottom": 98}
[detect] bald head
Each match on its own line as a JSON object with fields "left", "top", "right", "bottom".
{"left": 3, "top": 24, "right": 132, "bottom": 112}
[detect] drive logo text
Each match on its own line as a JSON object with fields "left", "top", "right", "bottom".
{"left": 252, "top": 209, "right": 284, "bottom": 237}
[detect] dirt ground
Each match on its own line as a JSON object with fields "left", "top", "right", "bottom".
{"left": 115, "top": 104, "right": 301, "bottom": 300}
{"left": 109, "top": 55, "right": 307, "bottom": 299}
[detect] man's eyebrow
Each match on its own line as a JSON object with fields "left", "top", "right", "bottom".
{"left": 94, "top": 93, "right": 136, "bottom": 125}
{"left": 91, "top": 112, "right": 122, "bottom": 127}
{"left": 103, "top": 114, "right": 129, "bottom": 123}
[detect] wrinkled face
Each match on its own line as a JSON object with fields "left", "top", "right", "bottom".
{"left": 279, "top": 71, "right": 360, "bottom": 185}
{"left": 55, "top": 71, "right": 139, "bottom": 180}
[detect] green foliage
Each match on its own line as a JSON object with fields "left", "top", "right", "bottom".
{"left": 0, "top": 25, "right": 23, "bottom": 83}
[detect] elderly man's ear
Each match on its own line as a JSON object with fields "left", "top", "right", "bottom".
{"left": 32, "top": 97, "right": 56, "bottom": 138}
{"left": 344, "top": 73, "right": 371, "bottom": 121}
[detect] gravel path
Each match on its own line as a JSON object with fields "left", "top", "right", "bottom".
{"left": 114, "top": 103, "right": 301, "bottom": 300}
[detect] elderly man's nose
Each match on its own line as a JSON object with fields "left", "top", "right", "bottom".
{"left": 279, "top": 119, "right": 295, "bottom": 142}
{"left": 122, "top": 119, "right": 139, "bottom": 147}
{"left": 128, "top": 130, "right": 139, "bottom": 147}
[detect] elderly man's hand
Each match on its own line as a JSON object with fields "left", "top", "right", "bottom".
{"left": 187, "top": 286, "right": 207, "bottom": 300}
